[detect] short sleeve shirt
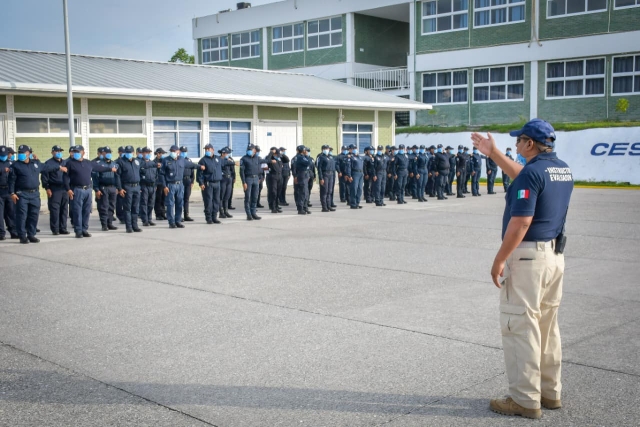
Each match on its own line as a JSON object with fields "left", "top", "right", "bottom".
{"left": 502, "top": 152, "right": 574, "bottom": 241}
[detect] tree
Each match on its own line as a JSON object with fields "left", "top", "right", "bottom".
{"left": 169, "top": 48, "right": 195, "bottom": 64}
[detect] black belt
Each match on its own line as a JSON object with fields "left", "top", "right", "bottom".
{"left": 18, "top": 188, "right": 39, "bottom": 193}
{"left": 206, "top": 180, "right": 220, "bottom": 184}
{"left": 141, "top": 182, "right": 155, "bottom": 186}
{"left": 74, "top": 185, "right": 90, "bottom": 190}
{"left": 0, "top": 185, "right": 9, "bottom": 189}
{"left": 49, "top": 184, "right": 65, "bottom": 189}
{"left": 100, "top": 184, "right": 116, "bottom": 188}
{"left": 246, "top": 174, "right": 259, "bottom": 178}
{"left": 167, "top": 181, "right": 182, "bottom": 185}
{"left": 123, "top": 182, "right": 139, "bottom": 186}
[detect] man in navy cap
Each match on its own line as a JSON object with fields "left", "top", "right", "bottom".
{"left": 291, "top": 145, "right": 311, "bottom": 215}
{"left": 264, "top": 147, "right": 284, "bottom": 214}
{"left": 239, "top": 144, "right": 262, "bottom": 220}
{"left": 455, "top": 145, "right": 467, "bottom": 198}
{"left": 464, "top": 147, "right": 473, "bottom": 193}
{"left": 153, "top": 147, "right": 167, "bottom": 220}
{"left": 218, "top": 147, "right": 235, "bottom": 219}
{"left": 486, "top": 151, "right": 498, "bottom": 195}
{"left": 415, "top": 145, "right": 428, "bottom": 202}
{"left": 9, "top": 145, "right": 68, "bottom": 243}
{"left": 363, "top": 146, "right": 375, "bottom": 204}
{"left": 278, "top": 146, "right": 291, "bottom": 207}
{"left": 393, "top": 144, "right": 409, "bottom": 204}
{"left": 386, "top": 146, "right": 396, "bottom": 201}
{"left": 316, "top": 144, "right": 336, "bottom": 212}
{"left": 0, "top": 145, "right": 18, "bottom": 240}
{"left": 471, "top": 119, "right": 573, "bottom": 419}
{"left": 503, "top": 147, "right": 514, "bottom": 192}
{"left": 115, "top": 146, "right": 126, "bottom": 223}
{"left": 470, "top": 145, "right": 483, "bottom": 196}
{"left": 115, "top": 145, "right": 145, "bottom": 233}
{"left": 159, "top": 145, "right": 201, "bottom": 228}
{"left": 372, "top": 145, "right": 389, "bottom": 206}
{"left": 344, "top": 144, "right": 364, "bottom": 209}
{"left": 305, "top": 147, "right": 316, "bottom": 208}
{"left": 426, "top": 145, "right": 436, "bottom": 197}
{"left": 178, "top": 146, "right": 196, "bottom": 221}
{"left": 41, "top": 145, "right": 70, "bottom": 235}
{"left": 92, "top": 146, "right": 119, "bottom": 231}
{"left": 446, "top": 146, "right": 456, "bottom": 196}
{"left": 139, "top": 147, "right": 158, "bottom": 227}
{"left": 337, "top": 145, "right": 350, "bottom": 203}
{"left": 197, "top": 143, "right": 223, "bottom": 224}
{"left": 433, "top": 144, "right": 450, "bottom": 200}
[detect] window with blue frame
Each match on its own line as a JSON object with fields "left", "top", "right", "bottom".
{"left": 342, "top": 124, "right": 373, "bottom": 154}
{"left": 153, "top": 120, "right": 201, "bottom": 156}
{"left": 209, "top": 121, "right": 252, "bottom": 158}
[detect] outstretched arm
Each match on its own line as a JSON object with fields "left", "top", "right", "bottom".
{"left": 471, "top": 132, "right": 523, "bottom": 180}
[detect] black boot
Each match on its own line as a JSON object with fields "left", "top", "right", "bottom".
{"left": 224, "top": 208, "right": 233, "bottom": 218}
{"left": 184, "top": 211, "right": 194, "bottom": 221}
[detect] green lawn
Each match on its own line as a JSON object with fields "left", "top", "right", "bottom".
{"left": 397, "top": 120, "right": 640, "bottom": 135}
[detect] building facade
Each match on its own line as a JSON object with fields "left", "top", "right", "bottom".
{"left": 192, "top": 0, "right": 640, "bottom": 126}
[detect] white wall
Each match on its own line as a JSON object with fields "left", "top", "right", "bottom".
{"left": 398, "top": 127, "right": 640, "bottom": 184}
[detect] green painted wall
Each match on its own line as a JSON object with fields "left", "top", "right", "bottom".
{"left": 415, "top": 1, "right": 468, "bottom": 53}
{"left": 305, "top": 16, "right": 347, "bottom": 67}
{"left": 89, "top": 138, "right": 147, "bottom": 147}
{"left": 302, "top": 108, "right": 340, "bottom": 153}
{"left": 267, "top": 25, "right": 305, "bottom": 70}
{"left": 354, "top": 14, "right": 409, "bottom": 67}
{"left": 343, "top": 110, "right": 375, "bottom": 122}
{"left": 16, "top": 137, "right": 82, "bottom": 156}
{"left": 14, "top": 96, "right": 81, "bottom": 114}
{"left": 88, "top": 99, "right": 146, "bottom": 116}
{"left": 0, "top": 95, "right": 6, "bottom": 113}
{"left": 152, "top": 101, "right": 202, "bottom": 118}
{"left": 610, "top": 6, "right": 640, "bottom": 32}
{"left": 209, "top": 104, "right": 253, "bottom": 119}
{"left": 229, "top": 56, "right": 263, "bottom": 69}
{"left": 258, "top": 106, "right": 298, "bottom": 121}
{"left": 378, "top": 111, "right": 394, "bottom": 146}
{"left": 539, "top": 4, "right": 608, "bottom": 40}
{"left": 199, "top": 29, "right": 264, "bottom": 70}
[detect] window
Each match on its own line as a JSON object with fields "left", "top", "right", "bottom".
{"left": 422, "top": 0, "right": 469, "bottom": 33}
{"left": 89, "top": 118, "right": 144, "bottom": 135}
{"left": 0, "top": 116, "right": 4, "bottom": 145}
{"left": 474, "top": 0, "right": 525, "bottom": 27}
{"left": 342, "top": 124, "right": 373, "bottom": 154}
{"left": 614, "top": 0, "right": 639, "bottom": 8}
{"left": 273, "top": 23, "right": 304, "bottom": 54}
{"left": 153, "top": 120, "right": 201, "bottom": 155}
{"left": 473, "top": 65, "right": 525, "bottom": 102}
{"left": 422, "top": 70, "right": 468, "bottom": 104}
{"left": 202, "top": 36, "right": 229, "bottom": 64}
{"left": 16, "top": 117, "right": 78, "bottom": 134}
{"left": 209, "top": 121, "right": 251, "bottom": 158}
{"left": 231, "top": 30, "right": 260, "bottom": 60}
{"left": 546, "top": 58, "right": 605, "bottom": 98}
{"left": 612, "top": 55, "right": 640, "bottom": 95}
{"left": 547, "top": 0, "right": 607, "bottom": 17}
{"left": 307, "top": 16, "right": 342, "bottom": 50}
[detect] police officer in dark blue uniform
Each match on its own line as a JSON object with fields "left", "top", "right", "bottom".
{"left": 116, "top": 145, "right": 148, "bottom": 233}
{"left": 415, "top": 145, "right": 428, "bottom": 202}
{"left": 372, "top": 145, "right": 389, "bottom": 206}
{"left": 197, "top": 143, "right": 223, "bottom": 224}
{"left": 115, "top": 146, "right": 126, "bottom": 223}
{"left": 446, "top": 146, "right": 456, "bottom": 196}
{"left": 486, "top": 154, "right": 498, "bottom": 194}
{"left": 291, "top": 145, "right": 312, "bottom": 215}
{"left": 265, "top": 147, "right": 284, "bottom": 214}
{"left": 159, "top": 145, "right": 201, "bottom": 228}
{"left": 337, "top": 145, "right": 350, "bottom": 203}
{"left": 179, "top": 146, "right": 196, "bottom": 221}
{"left": 503, "top": 147, "right": 514, "bottom": 192}
{"left": 226, "top": 150, "right": 237, "bottom": 212}
{"left": 279, "top": 147, "right": 291, "bottom": 206}
{"left": 219, "top": 147, "right": 235, "bottom": 218}
{"left": 386, "top": 146, "right": 397, "bottom": 201}
{"left": 154, "top": 147, "right": 167, "bottom": 220}
{"left": 434, "top": 144, "right": 450, "bottom": 200}
{"left": 92, "top": 146, "right": 120, "bottom": 231}
{"left": 240, "top": 144, "right": 262, "bottom": 220}
{"left": 363, "top": 146, "right": 375, "bottom": 203}
{"left": 464, "top": 147, "right": 473, "bottom": 193}
{"left": 9, "top": 145, "right": 66, "bottom": 243}
{"left": 426, "top": 145, "right": 436, "bottom": 197}
{"left": 0, "top": 145, "right": 18, "bottom": 240}
{"left": 394, "top": 144, "right": 409, "bottom": 204}
{"left": 406, "top": 146, "right": 416, "bottom": 199}
{"left": 455, "top": 145, "right": 467, "bottom": 198}
{"left": 328, "top": 147, "right": 338, "bottom": 208}
{"left": 139, "top": 147, "right": 158, "bottom": 226}
{"left": 316, "top": 145, "right": 336, "bottom": 212}
{"left": 470, "top": 147, "right": 482, "bottom": 196}
{"left": 345, "top": 144, "right": 364, "bottom": 209}
{"left": 306, "top": 147, "right": 315, "bottom": 208}
{"left": 41, "top": 145, "right": 70, "bottom": 235}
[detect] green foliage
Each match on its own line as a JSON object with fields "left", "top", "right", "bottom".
{"left": 615, "top": 98, "right": 629, "bottom": 114}
{"left": 169, "top": 48, "right": 195, "bottom": 64}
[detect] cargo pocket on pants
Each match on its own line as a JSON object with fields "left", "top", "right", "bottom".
{"left": 500, "top": 304, "right": 527, "bottom": 336}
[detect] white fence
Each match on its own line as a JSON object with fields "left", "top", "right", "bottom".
{"left": 397, "top": 127, "right": 640, "bottom": 184}
{"left": 354, "top": 67, "right": 408, "bottom": 91}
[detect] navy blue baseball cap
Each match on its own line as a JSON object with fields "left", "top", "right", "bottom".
{"left": 509, "top": 118, "right": 556, "bottom": 147}
{"left": 169, "top": 145, "right": 180, "bottom": 151}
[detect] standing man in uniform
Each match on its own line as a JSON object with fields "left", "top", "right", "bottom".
{"left": 486, "top": 154, "right": 498, "bottom": 194}
{"left": 219, "top": 147, "right": 234, "bottom": 218}
{"left": 265, "top": 147, "right": 284, "bottom": 214}
{"left": 464, "top": 147, "right": 473, "bottom": 194}
{"left": 115, "top": 146, "right": 126, "bottom": 224}
{"left": 159, "top": 145, "right": 201, "bottom": 228}
{"left": 316, "top": 145, "right": 336, "bottom": 212}
{"left": 345, "top": 144, "right": 364, "bottom": 209}
{"left": 415, "top": 145, "right": 428, "bottom": 202}
{"left": 393, "top": 144, "right": 409, "bottom": 204}
{"left": 279, "top": 147, "right": 291, "bottom": 206}
{"left": 434, "top": 144, "right": 450, "bottom": 200}
{"left": 328, "top": 147, "right": 338, "bottom": 209}
{"left": 407, "top": 146, "right": 417, "bottom": 199}
{"left": 363, "top": 146, "right": 375, "bottom": 204}
{"left": 154, "top": 147, "right": 167, "bottom": 221}
{"left": 226, "top": 149, "right": 237, "bottom": 212}
{"left": 139, "top": 147, "right": 158, "bottom": 227}
{"left": 179, "top": 146, "right": 195, "bottom": 222}
{"left": 239, "top": 144, "right": 262, "bottom": 221}
{"left": 446, "top": 146, "right": 456, "bottom": 196}
{"left": 471, "top": 119, "right": 573, "bottom": 420}
{"left": 0, "top": 146, "right": 18, "bottom": 240}
{"left": 337, "top": 145, "right": 350, "bottom": 203}
{"left": 291, "top": 145, "right": 311, "bottom": 215}
{"left": 455, "top": 145, "right": 467, "bottom": 198}
{"left": 386, "top": 146, "right": 396, "bottom": 202}
{"left": 197, "top": 143, "right": 223, "bottom": 224}
{"left": 372, "top": 145, "right": 388, "bottom": 207}
{"left": 426, "top": 145, "right": 436, "bottom": 197}
{"left": 503, "top": 147, "right": 514, "bottom": 192}
{"left": 92, "top": 146, "right": 120, "bottom": 231}
{"left": 471, "top": 147, "right": 482, "bottom": 197}
{"left": 115, "top": 145, "right": 148, "bottom": 233}
{"left": 306, "top": 147, "right": 315, "bottom": 208}
{"left": 41, "top": 145, "right": 70, "bottom": 235}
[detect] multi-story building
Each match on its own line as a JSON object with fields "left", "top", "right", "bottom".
{"left": 192, "top": 0, "right": 640, "bottom": 126}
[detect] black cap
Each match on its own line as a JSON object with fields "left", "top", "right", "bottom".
{"left": 75, "top": 145, "right": 85, "bottom": 151}
{"left": 124, "top": 145, "right": 134, "bottom": 153}
{"left": 180, "top": 146, "right": 188, "bottom": 152}
{"left": 341, "top": 145, "right": 347, "bottom": 150}
{"left": 7, "top": 146, "right": 15, "bottom": 154}
{"left": 103, "top": 146, "right": 112, "bottom": 153}
{"left": 296, "top": 145, "right": 304, "bottom": 151}
{"left": 255, "top": 145, "right": 261, "bottom": 152}
{"left": 142, "top": 147, "right": 152, "bottom": 153}
{"left": 385, "top": 145, "right": 390, "bottom": 149}
{"left": 220, "top": 147, "right": 231, "bottom": 154}
{"left": 204, "top": 143, "right": 214, "bottom": 150}
{"left": 458, "top": 144, "right": 464, "bottom": 149}
{"left": 247, "top": 144, "right": 256, "bottom": 150}
{"left": 398, "top": 144, "right": 405, "bottom": 149}
{"left": 136, "top": 147, "right": 142, "bottom": 153}
{"left": 279, "top": 147, "right": 286, "bottom": 151}
{"left": 170, "top": 145, "right": 180, "bottom": 152}
{"left": 155, "top": 147, "right": 166, "bottom": 154}
{"left": 437, "top": 144, "right": 443, "bottom": 148}
{"left": 429, "top": 145, "right": 436, "bottom": 150}
{"left": 391, "top": 146, "right": 397, "bottom": 150}
{"left": 446, "top": 146, "right": 454, "bottom": 150}
{"left": 270, "top": 146, "right": 277, "bottom": 151}
{"left": 18, "top": 144, "right": 30, "bottom": 153}
{"left": 51, "top": 145, "right": 65, "bottom": 152}
{"left": 364, "top": 146, "right": 372, "bottom": 151}
{"left": 0, "top": 146, "right": 8, "bottom": 156}
{"left": 419, "top": 145, "right": 425, "bottom": 149}
{"left": 118, "top": 146, "right": 124, "bottom": 153}
{"left": 463, "top": 146, "right": 469, "bottom": 150}
{"left": 412, "top": 145, "right": 419, "bottom": 149}
{"left": 377, "top": 145, "right": 383, "bottom": 150}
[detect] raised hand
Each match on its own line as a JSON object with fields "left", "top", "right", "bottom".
{"left": 470, "top": 132, "right": 496, "bottom": 157}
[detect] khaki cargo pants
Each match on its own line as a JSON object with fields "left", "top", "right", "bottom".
{"left": 500, "top": 240, "right": 564, "bottom": 410}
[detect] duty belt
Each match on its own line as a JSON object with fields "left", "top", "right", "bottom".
{"left": 123, "top": 182, "right": 139, "bottom": 186}
{"left": 352, "top": 169, "right": 362, "bottom": 172}
{"left": 18, "top": 188, "right": 39, "bottom": 193}
{"left": 168, "top": 181, "right": 182, "bottom": 185}
{"left": 0, "top": 185, "right": 8, "bottom": 189}
{"left": 74, "top": 185, "right": 90, "bottom": 190}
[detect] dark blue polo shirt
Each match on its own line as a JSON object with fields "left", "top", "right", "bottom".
{"left": 502, "top": 152, "right": 574, "bottom": 242}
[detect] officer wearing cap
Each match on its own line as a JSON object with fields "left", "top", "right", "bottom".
{"left": 291, "top": 145, "right": 311, "bottom": 215}
{"left": 393, "top": 144, "right": 409, "bottom": 204}
{"left": 139, "top": 147, "right": 158, "bottom": 227}
{"left": 264, "top": 147, "right": 279, "bottom": 213}
{"left": 92, "top": 147, "right": 103, "bottom": 162}
{"left": 0, "top": 145, "right": 18, "bottom": 240}
{"left": 471, "top": 119, "right": 573, "bottom": 419}
{"left": 305, "top": 147, "right": 315, "bottom": 208}
{"left": 455, "top": 145, "right": 467, "bottom": 198}
{"left": 470, "top": 145, "right": 483, "bottom": 196}
{"left": 178, "top": 146, "right": 196, "bottom": 221}
{"left": 42, "top": 145, "right": 71, "bottom": 235}
{"left": 486, "top": 152, "right": 498, "bottom": 195}
{"left": 279, "top": 147, "right": 291, "bottom": 206}
{"left": 327, "top": 147, "right": 338, "bottom": 209}
{"left": 153, "top": 147, "right": 167, "bottom": 220}
{"left": 159, "top": 145, "right": 201, "bottom": 228}
{"left": 386, "top": 146, "right": 397, "bottom": 201}
{"left": 415, "top": 145, "right": 428, "bottom": 202}
{"left": 255, "top": 145, "right": 266, "bottom": 209}
{"left": 240, "top": 144, "right": 262, "bottom": 220}
{"left": 91, "top": 146, "right": 119, "bottom": 231}
{"left": 362, "top": 146, "right": 375, "bottom": 204}
{"left": 407, "top": 145, "right": 418, "bottom": 199}
{"left": 434, "top": 144, "right": 450, "bottom": 200}
{"left": 226, "top": 148, "right": 237, "bottom": 212}
{"left": 426, "top": 145, "right": 436, "bottom": 197}
{"left": 503, "top": 147, "right": 514, "bottom": 192}
{"left": 372, "top": 145, "right": 389, "bottom": 206}
{"left": 337, "top": 145, "right": 351, "bottom": 203}
{"left": 197, "top": 143, "right": 223, "bottom": 224}
{"left": 446, "top": 146, "right": 456, "bottom": 196}
{"left": 115, "top": 145, "right": 149, "bottom": 233}
{"left": 464, "top": 147, "right": 473, "bottom": 194}
{"left": 219, "top": 147, "right": 235, "bottom": 219}
{"left": 316, "top": 144, "right": 336, "bottom": 212}
{"left": 114, "top": 146, "right": 126, "bottom": 223}
{"left": 344, "top": 144, "right": 364, "bottom": 209}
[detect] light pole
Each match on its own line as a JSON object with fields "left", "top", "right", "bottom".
{"left": 62, "top": 0, "right": 75, "bottom": 148}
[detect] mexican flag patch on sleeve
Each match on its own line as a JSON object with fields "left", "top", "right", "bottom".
{"left": 517, "top": 189, "right": 530, "bottom": 199}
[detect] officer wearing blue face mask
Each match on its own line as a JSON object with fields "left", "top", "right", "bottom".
{"left": 433, "top": 144, "right": 450, "bottom": 200}
{"left": 415, "top": 145, "right": 428, "bottom": 202}
{"left": 372, "top": 145, "right": 389, "bottom": 207}
{"left": 0, "top": 145, "right": 19, "bottom": 240}
{"left": 464, "top": 147, "right": 473, "bottom": 194}
{"left": 154, "top": 147, "right": 167, "bottom": 221}
{"left": 197, "top": 143, "right": 223, "bottom": 224}
{"left": 386, "top": 146, "right": 397, "bottom": 201}
{"left": 485, "top": 151, "right": 498, "bottom": 195}
{"left": 41, "top": 145, "right": 71, "bottom": 236}
{"left": 92, "top": 146, "right": 120, "bottom": 231}
{"left": 179, "top": 146, "right": 196, "bottom": 222}
{"left": 264, "top": 146, "right": 283, "bottom": 214}
{"left": 455, "top": 145, "right": 467, "bottom": 198}
{"left": 219, "top": 147, "right": 235, "bottom": 219}
{"left": 279, "top": 146, "right": 291, "bottom": 207}
{"left": 316, "top": 144, "right": 336, "bottom": 212}
{"left": 291, "top": 145, "right": 312, "bottom": 215}
{"left": 446, "top": 146, "right": 456, "bottom": 196}
{"left": 407, "top": 145, "right": 417, "bottom": 199}
{"left": 470, "top": 147, "right": 483, "bottom": 196}
{"left": 363, "top": 146, "right": 375, "bottom": 204}
{"left": 139, "top": 147, "right": 158, "bottom": 227}
{"left": 503, "top": 148, "right": 514, "bottom": 192}
{"left": 393, "top": 144, "right": 409, "bottom": 204}
{"left": 337, "top": 145, "right": 351, "bottom": 203}
{"left": 115, "top": 146, "right": 126, "bottom": 223}
{"left": 239, "top": 144, "right": 263, "bottom": 220}
{"left": 344, "top": 144, "right": 364, "bottom": 209}
{"left": 116, "top": 145, "right": 157, "bottom": 233}
{"left": 159, "top": 145, "right": 202, "bottom": 228}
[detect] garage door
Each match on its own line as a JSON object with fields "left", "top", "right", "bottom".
{"left": 257, "top": 121, "right": 298, "bottom": 185}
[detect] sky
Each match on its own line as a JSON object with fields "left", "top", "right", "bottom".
{"left": 1, "top": 0, "right": 277, "bottom": 61}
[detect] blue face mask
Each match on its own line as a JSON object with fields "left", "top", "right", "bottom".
{"left": 507, "top": 150, "right": 512, "bottom": 155}
{"left": 282, "top": 151, "right": 287, "bottom": 156}
{"left": 343, "top": 150, "right": 348, "bottom": 155}
{"left": 376, "top": 151, "right": 382, "bottom": 156}
{"left": 73, "top": 152, "right": 82, "bottom": 160}
{"left": 399, "top": 150, "right": 405, "bottom": 155}
{"left": 323, "top": 149, "right": 329, "bottom": 155}
{"left": 106, "top": 153, "right": 112, "bottom": 160}
{"left": 170, "top": 152, "right": 178, "bottom": 159}
{"left": 418, "top": 149, "right": 424, "bottom": 154}
{"left": 125, "top": 153, "right": 133, "bottom": 160}
{"left": 458, "top": 149, "right": 463, "bottom": 153}
{"left": 180, "top": 152, "right": 187, "bottom": 158}
{"left": 517, "top": 154, "right": 527, "bottom": 164}
{"left": 137, "top": 154, "right": 143, "bottom": 159}
{"left": 246, "top": 150, "right": 253, "bottom": 157}
{"left": 205, "top": 151, "right": 213, "bottom": 157}
{"left": 437, "top": 148, "right": 442, "bottom": 153}
{"left": 55, "top": 152, "right": 63, "bottom": 159}
{"left": 10, "top": 155, "right": 15, "bottom": 161}
{"left": 18, "top": 153, "right": 27, "bottom": 161}
{"left": 473, "top": 149, "right": 478, "bottom": 154}
{"left": 0, "top": 155, "right": 7, "bottom": 162}
{"left": 145, "top": 154, "right": 151, "bottom": 160}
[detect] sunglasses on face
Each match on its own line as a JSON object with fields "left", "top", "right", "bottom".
{"left": 516, "top": 137, "right": 531, "bottom": 145}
